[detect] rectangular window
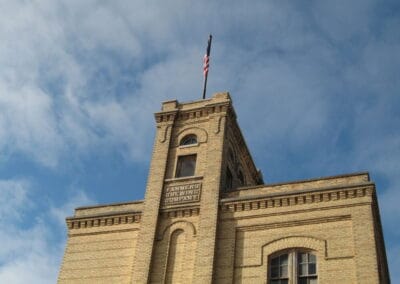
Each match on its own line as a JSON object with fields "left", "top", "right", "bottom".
{"left": 176, "top": 154, "right": 196, "bottom": 177}
{"left": 269, "top": 251, "right": 317, "bottom": 284}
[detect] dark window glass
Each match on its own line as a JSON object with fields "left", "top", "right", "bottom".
{"left": 299, "top": 278, "right": 307, "bottom": 284}
{"left": 270, "top": 251, "right": 317, "bottom": 284}
{"left": 280, "top": 254, "right": 288, "bottom": 265}
{"left": 176, "top": 155, "right": 196, "bottom": 177}
{"left": 309, "top": 263, "right": 316, "bottom": 274}
{"left": 271, "top": 267, "right": 279, "bottom": 278}
{"left": 271, "top": 257, "right": 279, "bottom": 266}
{"left": 226, "top": 168, "right": 233, "bottom": 190}
{"left": 298, "top": 252, "right": 317, "bottom": 283}
{"left": 180, "top": 134, "right": 197, "bottom": 146}
{"left": 238, "top": 170, "right": 245, "bottom": 186}
{"left": 270, "top": 254, "right": 289, "bottom": 283}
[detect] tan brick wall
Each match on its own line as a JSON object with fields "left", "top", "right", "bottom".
{"left": 58, "top": 222, "right": 140, "bottom": 283}
{"left": 149, "top": 215, "right": 198, "bottom": 283}
{"left": 216, "top": 182, "right": 387, "bottom": 284}
{"left": 58, "top": 94, "right": 389, "bottom": 284}
{"left": 131, "top": 112, "right": 177, "bottom": 283}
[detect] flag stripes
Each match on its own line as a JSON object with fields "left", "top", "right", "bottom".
{"left": 203, "top": 54, "right": 209, "bottom": 76}
{"left": 202, "top": 34, "right": 212, "bottom": 99}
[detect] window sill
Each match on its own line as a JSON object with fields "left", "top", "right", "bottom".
{"left": 165, "top": 175, "right": 203, "bottom": 183}
{"left": 179, "top": 143, "right": 199, "bottom": 149}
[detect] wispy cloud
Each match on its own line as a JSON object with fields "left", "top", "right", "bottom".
{"left": 0, "top": 0, "right": 398, "bottom": 281}
{"left": 0, "top": 178, "right": 94, "bottom": 284}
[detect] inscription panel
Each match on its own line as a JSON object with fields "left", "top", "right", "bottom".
{"left": 163, "top": 183, "right": 202, "bottom": 205}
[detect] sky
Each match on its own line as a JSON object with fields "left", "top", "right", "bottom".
{"left": 0, "top": 0, "right": 399, "bottom": 282}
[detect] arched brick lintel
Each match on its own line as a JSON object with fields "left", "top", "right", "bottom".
{"left": 157, "top": 220, "right": 197, "bottom": 241}
{"left": 261, "top": 236, "right": 327, "bottom": 266}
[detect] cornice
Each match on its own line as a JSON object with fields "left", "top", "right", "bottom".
{"left": 155, "top": 101, "right": 231, "bottom": 124}
{"left": 154, "top": 110, "right": 178, "bottom": 123}
{"left": 160, "top": 206, "right": 200, "bottom": 218}
{"left": 66, "top": 210, "right": 141, "bottom": 230}
{"left": 220, "top": 184, "right": 373, "bottom": 213}
{"left": 235, "top": 171, "right": 370, "bottom": 192}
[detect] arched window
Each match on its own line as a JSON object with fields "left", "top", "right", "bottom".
{"left": 269, "top": 250, "right": 317, "bottom": 284}
{"left": 180, "top": 134, "right": 197, "bottom": 146}
{"left": 165, "top": 230, "right": 185, "bottom": 283}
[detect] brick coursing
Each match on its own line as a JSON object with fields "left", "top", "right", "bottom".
{"left": 58, "top": 93, "right": 390, "bottom": 284}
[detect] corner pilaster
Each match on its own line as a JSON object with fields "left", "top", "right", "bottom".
{"left": 131, "top": 108, "right": 177, "bottom": 284}
{"left": 193, "top": 104, "right": 229, "bottom": 283}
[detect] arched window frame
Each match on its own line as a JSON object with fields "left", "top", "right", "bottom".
{"left": 180, "top": 134, "right": 198, "bottom": 147}
{"left": 268, "top": 249, "right": 318, "bottom": 284}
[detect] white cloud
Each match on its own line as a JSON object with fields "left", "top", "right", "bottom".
{"left": 0, "top": 0, "right": 398, "bottom": 281}
{"left": 0, "top": 84, "right": 63, "bottom": 167}
{"left": 50, "top": 190, "right": 93, "bottom": 227}
{"left": 0, "top": 178, "right": 95, "bottom": 284}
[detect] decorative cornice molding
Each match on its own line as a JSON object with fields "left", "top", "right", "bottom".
{"left": 155, "top": 101, "right": 231, "bottom": 124}
{"left": 158, "top": 124, "right": 172, "bottom": 143}
{"left": 66, "top": 211, "right": 141, "bottom": 230}
{"left": 160, "top": 206, "right": 200, "bottom": 218}
{"left": 221, "top": 186, "right": 373, "bottom": 213}
{"left": 69, "top": 228, "right": 139, "bottom": 237}
{"left": 154, "top": 110, "right": 178, "bottom": 123}
{"left": 214, "top": 115, "right": 225, "bottom": 134}
{"left": 222, "top": 202, "right": 370, "bottom": 221}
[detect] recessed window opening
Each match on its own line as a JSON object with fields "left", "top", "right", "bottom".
{"left": 226, "top": 167, "right": 233, "bottom": 190}
{"left": 269, "top": 250, "right": 317, "bottom": 284}
{"left": 176, "top": 154, "right": 197, "bottom": 177}
{"left": 270, "top": 254, "right": 288, "bottom": 284}
{"left": 180, "top": 134, "right": 197, "bottom": 146}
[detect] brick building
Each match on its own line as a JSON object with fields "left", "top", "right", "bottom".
{"left": 58, "top": 92, "right": 390, "bottom": 283}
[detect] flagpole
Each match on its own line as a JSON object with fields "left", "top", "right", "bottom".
{"left": 202, "top": 34, "right": 212, "bottom": 99}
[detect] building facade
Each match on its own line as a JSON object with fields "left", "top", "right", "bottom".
{"left": 58, "top": 93, "right": 390, "bottom": 283}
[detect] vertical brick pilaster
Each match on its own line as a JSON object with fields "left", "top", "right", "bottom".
{"left": 193, "top": 112, "right": 227, "bottom": 283}
{"left": 131, "top": 114, "right": 176, "bottom": 284}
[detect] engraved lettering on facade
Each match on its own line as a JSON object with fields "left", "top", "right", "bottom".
{"left": 164, "top": 183, "right": 202, "bottom": 205}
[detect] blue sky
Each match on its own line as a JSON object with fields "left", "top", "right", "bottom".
{"left": 0, "top": 0, "right": 399, "bottom": 282}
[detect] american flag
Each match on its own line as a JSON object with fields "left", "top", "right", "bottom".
{"left": 203, "top": 35, "right": 212, "bottom": 77}
{"left": 203, "top": 54, "right": 209, "bottom": 76}
{"left": 202, "top": 35, "right": 212, "bottom": 99}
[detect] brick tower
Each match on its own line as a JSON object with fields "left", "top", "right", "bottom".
{"left": 58, "top": 92, "right": 389, "bottom": 284}
{"left": 132, "top": 92, "right": 262, "bottom": 283}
